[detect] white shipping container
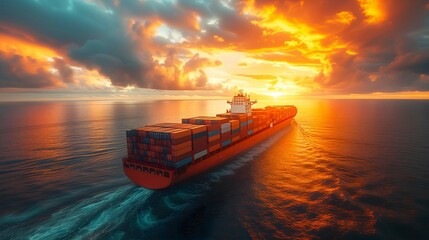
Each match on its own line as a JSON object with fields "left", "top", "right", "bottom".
{"left": 194, "top": 149, "right": 208, "bottom": 159}
{"left": 221, "top": 122, "right": 231, "bottom": 133}
{"left": 221, "top": 126, "right": 231, "bottom": 133}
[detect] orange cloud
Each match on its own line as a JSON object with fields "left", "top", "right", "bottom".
{"left": 358, "top": 0, "right": 386, "bottom": 23}
{"left": 1, "top": 0, "right": 428, "bottom": 97}
{"left": 0, "top": 34, "right": 57, "bottom": 61}
{"left": 328, "top": 11, "right": 357, "bottom": 24}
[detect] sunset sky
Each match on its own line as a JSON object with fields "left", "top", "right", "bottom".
{"left": 1, "top": 0, "right": 429, "bottom": 100}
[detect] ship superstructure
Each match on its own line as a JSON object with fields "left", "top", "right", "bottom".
{"left": 227, "top": 91, "right": 257, "bottom": 115}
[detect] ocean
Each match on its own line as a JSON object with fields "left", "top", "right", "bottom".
{"left": 0, "top": 99, "right": 428, "bottom": 239}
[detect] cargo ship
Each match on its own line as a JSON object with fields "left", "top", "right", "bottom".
{"left": 122, "top": 92, "right": 297, "bottom": 189}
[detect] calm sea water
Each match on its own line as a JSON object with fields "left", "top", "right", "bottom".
{"left": 0, "top": 99, "right": 428, "bottom": 239}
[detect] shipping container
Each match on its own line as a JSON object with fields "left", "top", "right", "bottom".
{"left": 221, "top": 139, "right": 232, "bottom": 147}
{"left": 186, "top": 116, "right": 229, "bottom": 125}
{"left": 220, "top": 131, "right": 231, "bottom": 141}
{"left": 208, "top": 143, "right": 221, "bottom": 153}
{"left": 220, "top": 122, "right": 231, "bottom": 133}
{"left": 194, "top": 149, "right": 208, "bottom": 159}
{"left": 229, "top": 120, "right": 240, "bottom": 129}
{"left": 208, "top": 133, "right": 220, "bottom": 142}
{"left": 232, "top": 135, "right": 240, "bottom": 142}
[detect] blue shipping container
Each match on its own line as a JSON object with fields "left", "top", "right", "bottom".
{"left": 208, "top": 129, "right": 220, "bottom": 137}
{"left": 193, "top": 131, "right": 207, "bottom": 139}
{"left": 221, "top": 139, "right": 231, "bottom": 147}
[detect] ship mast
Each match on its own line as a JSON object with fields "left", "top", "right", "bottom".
{"left": 227, "top": 90, "right": 257, "bottom": 116}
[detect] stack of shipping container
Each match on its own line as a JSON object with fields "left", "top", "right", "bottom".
{"left": 230, "top": 120, "right": 240, "bottom": 142}
{"left": 126, "top": 105, "right": 297, "bottom": 170}
{"left": 149, "top": 123, "right": 208, "bottom": 161}
{"left": 182, "top": 116, "right": 229, "bottom": 153}
{"left": 216, "top": 113, "right": 248, "bottom": 139}
{"left": 251, "top": 109, "right": 270, "bottom": 132}
{"left": 126, "top": 126, "right": 193, "bottom": 169}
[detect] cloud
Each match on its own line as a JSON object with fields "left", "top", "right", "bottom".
{"left": 253, "top": 52, "right": 320, "bottom": 65}
{"left": 183, "top": 53, "right": 222, "bottom": 73}
{"left": 236, "top": 74, "right": 277, "bottom": 80}
{"left": 0, "top": 0, "right": 224, "bottom": 90}
{"left": 0, "top": 51, "right": 59, "bottom": 88}
{"left": 314, "top": 49, "right": 429, "bottom": 94}
{"left": 53, "top": 58, "right": 74, "bottom": 83}
{"left": 0, "top": 0, "right": 428, "bottom": 95}
{"left": 382, "top": 51, "right": 429, "bottom": 74}
{"left": 314, "top": 50, "right": 369, "bottom": 92}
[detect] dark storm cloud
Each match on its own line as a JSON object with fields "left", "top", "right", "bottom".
{"left": 0, "top": 51, "right": 59, "bottom": 88}
{"left": 0, "top": 0, "right": 222, "bottom": 90}
{"left": 53, "top": 58, "right": 74, "bottom": 83}
{"left": 0, "top": 0, "right": 111, "bottom": 46}
{"left": 314, "top": 50, "right": 429, "bottom": 94}
{"left": 308, "top": 0, "right": 429, "bottom": 94}
{"left": 107, "top": 0, "right": 265, "bottom": 49}
{"left": 383, "top": 51, "right": 429, "bottom": 74}
{"left": 314, "top": 50, "right": 370, "bottom": 93}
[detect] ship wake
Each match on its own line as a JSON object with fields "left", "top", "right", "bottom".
{"left": 1, "top": 185, "right": 153, "bottom": 240}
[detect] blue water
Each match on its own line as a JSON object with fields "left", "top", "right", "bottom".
{"left": 0, "top": 99, "right": 428, "bottom": 239}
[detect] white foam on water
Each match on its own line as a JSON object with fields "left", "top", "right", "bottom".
{"left": 107, "top": 231, "right": 125, "bottom": 240}
{"left": 0, "top": 179, "right": 127, "bottom": 227}
{"left": 25, "top": 186, "right": 135, "bottom": 240}
{"left": 163, "top": 195, "right": 191, "bottom": 211}
{"left": 0, "top": 204, "right": 54, "bottom": 226}
{"left": 74, "top": 188, "right": 153, "bottom": 239}
{"left": 136, "top": 207, "right": 171, "bottom": 231}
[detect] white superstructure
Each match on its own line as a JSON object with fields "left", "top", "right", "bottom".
{"left": 227, "top": 90, "right": 257, "bottom": 116}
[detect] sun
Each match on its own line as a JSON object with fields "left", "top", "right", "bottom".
{"left": 267, "top": 91, "right": 285, "bottom": 98}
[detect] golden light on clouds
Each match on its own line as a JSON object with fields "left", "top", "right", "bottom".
{"left": 0, "top": 34, "right": 56, "bottom": 60}
{"left": 358, "top": 0, "right": 386, "bottom": 23}
{"left": 329, "top": 11, "right": 357, "bottom": 24}
{"left": 0, "top": 0, "right": 428, "bottom": 99}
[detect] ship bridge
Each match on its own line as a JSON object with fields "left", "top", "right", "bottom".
{"left": 227, "top": 90, "right": 257, "bottom": 116}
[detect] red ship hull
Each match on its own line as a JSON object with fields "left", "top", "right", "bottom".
{"left": 122, "top": 116, "right": 294, "bottom": 189}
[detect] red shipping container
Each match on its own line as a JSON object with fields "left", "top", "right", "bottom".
{"left": 208, "top": 134, "right": 220, "bottom": 142}
{"left": 171, "top": 140, "right": 192, "bottom": 151}
{"left": 208, "top": 143, "right": 220, "bottom": 153}
{"left": 220, "top": 131, "right": 231, "bottom": 141}
{"left": 171, "top": 123, "right": 207, "bottom": 134}
{"left": 193, "top": 138, "right": 208, "bottom": 152}
{"left": 209, "top": 138, "right": 221, "bottom": 146}
{"left": 206, "top": 124, "right": 221, "bottom": 132}
{"left": 229, "top": 120, "right": 240, "bottom": 129}
{"left": 216, "top": 113, "right": 247, "bottom": 121}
